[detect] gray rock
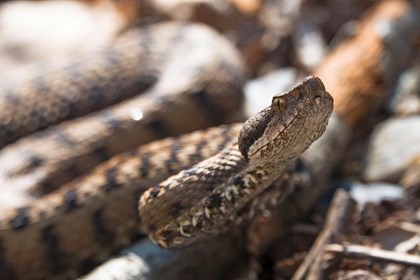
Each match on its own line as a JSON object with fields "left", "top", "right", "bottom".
{"left": 364, "top": 116, "right": 420, "bottom": 182}
{"left": 388, "top": 64, "right": 420, "bottom": 115}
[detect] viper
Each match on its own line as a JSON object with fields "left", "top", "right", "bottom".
{"left": 139, "top": 76, "right": 333, "bottom": 248}
{"left": 0, "top": 76, "right": 332, "bottom": 280}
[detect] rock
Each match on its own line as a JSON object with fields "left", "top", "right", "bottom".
{"left": 348, "top": 181, "right": 404, "bottom": 207}
{"left": 364, "top": 116, "right": 420, "bottom": 182}
{"left": 388, "top": 64, "right": 420, "bottom": 115}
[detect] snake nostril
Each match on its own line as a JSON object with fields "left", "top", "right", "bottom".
{"left": 314, "top": 95, "right": 322, "bottom": 105}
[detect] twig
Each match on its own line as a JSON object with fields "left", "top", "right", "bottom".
{"left": 325, "top": 244, "right": 420, "bottom": 268}
{"left": 292, "top": 189, "right": 356, "bottom": 280}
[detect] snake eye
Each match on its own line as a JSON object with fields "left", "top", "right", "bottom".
{"left": 272, "top": 96, "right": 286, "bottom": 113}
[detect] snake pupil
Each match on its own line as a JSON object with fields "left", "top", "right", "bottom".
{"left": 272, "top": 97, "right": 285, "bottom": 113}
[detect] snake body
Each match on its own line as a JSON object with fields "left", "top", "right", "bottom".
{"left": 0, "top": 22, "right": 245, "bottom": 205}
{"left": 139, "top": 76, "right": 333, "bottom": 248}
{"left": 0, "top": 124, "right": 242, "bottom": 280}
{"left": 0, "top": 76, "right": 332, "bottom": 279}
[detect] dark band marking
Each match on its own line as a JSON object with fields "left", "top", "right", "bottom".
{"left": 169, "top": 202, "right": 184, "bottom": 218}
{"left": 207, "top": 193, "right": 223, "bottom": 209}
{"left": 134, "top": 74, "right": 158, "bottom": 92}
{"left": 189, "top": 140, "right": 207, "bottom": 163}
{"left": 92, "top": 145, "right": 110, "bottom": 162}
{"left": 102, "top": 112, "right": 123, "bottom": 131}
{"left": 63, "top": 189, "right": 78, "bottom": 212}
{"left": 29, "top": 110, "right": 48, "bottom": 130}
{"left": 26, "top": 154, "right": 44, "bottom": 169}
{"left": 57, "top": 95, "right": 78, "bottom": 120}
{"left": 88, "top": 84, "right": 104, "bottom": 107}
{"left": 36, "top": 181, "right": 56, "bottom": 196}
{"left": 10, "top": 208, "right": 29, "bottom": 230}
{"left": 218, "top": 125, "right": 235, "bottom": 151}
{"left": 65, "top": 163, "right": 81, "bottom": 181}
{"left": 145, "top": 117, "right": 170, "bottom": 139}
{"left": 149, "top": 186, "right": 161, "bottom": 199}
{"left": 104, "top": 167, "right": 118, "bottom": 192}
{"left": 0, "top": 125, "right": 16, "bottom": 143}
{"left": 191, "top": 88, "right": 224, "bottom": 125}
{"left": 232, "top": 176, "right": 246, "bottom": 189}
{"left": 54, "top": 131, "right": 76, "bottom": 147}
{"left": 92, "top": 210, "right": 114, "bottom": 245}
{"left": 165, "top": 137, "right": 181, "bottom": 173}
{"left": 139, "top": 153, "right": 150, "bottom": 178}
{"left": 41, "top": 225, "right": 62, "bottom": 273}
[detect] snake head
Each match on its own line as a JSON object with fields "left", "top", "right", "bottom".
{"left": 238, "top": 76, "right": 333, "bottom": 168}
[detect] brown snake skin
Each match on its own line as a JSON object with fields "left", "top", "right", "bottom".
{"left": 0, "top": 22, "right": 246, "bottom": 206}
{"left": 140, "top": 76, "right": 333, "bottom": 249}
{"left": 0, "top": 73, "right": 332, "bottom": 279}
{"left": 0, "top": 11, "right": 334, "bottom": 278}
{"left": 0, "top": 124, "right": 242, "bottom": 280}
{"left": 0, "top": 22, "right": 237, "bottom": 146}
{"left": 0, "top": 22, "right": 247, "bottom": 279}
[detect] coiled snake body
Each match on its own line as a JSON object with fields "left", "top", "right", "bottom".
{"left": 0, "top": 22, "right": 332, "bottom": 280}
{"left": 0, "top": 22, "right": 245, "bottom": 207}
{"left": 0, "top": 22, "right": 247, "bottom": 279}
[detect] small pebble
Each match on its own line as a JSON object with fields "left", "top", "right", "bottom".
{"left": 348, "top": 181, "right": 404, "bottom": 207}
{"left": 294, "top": 21, "right": 327, "bottom": 70}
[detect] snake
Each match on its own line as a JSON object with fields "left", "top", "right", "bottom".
{"left": 139, "top": 76, "right": 334, "bottom": 248}
{"left": 0, "top": 76, "right": 332, "bottom": 280}
{"left": 0, "top": 123, "right": 242, "bottom": 280}
{"left": 0, "top": 22, "right": 246, "bottom": 206}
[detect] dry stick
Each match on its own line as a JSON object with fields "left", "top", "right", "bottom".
{"left": 81, "top": 1, "right": 420, "bottom": 279}
{"left": 325, "top": 244, "right": 420, "bottom": 268}
{"left": 291, "top": 190, "right": 356, "bottom": 280}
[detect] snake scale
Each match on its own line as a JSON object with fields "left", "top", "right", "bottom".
{"left": 0, "top": 21, "right": 333, "bottom": 280}
{"left": 0, "top": 22, "right": 246, "bottom": 207}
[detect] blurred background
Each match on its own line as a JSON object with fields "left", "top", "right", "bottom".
{"left": 0, "top": 0, "right": 419, "bottom": 279}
